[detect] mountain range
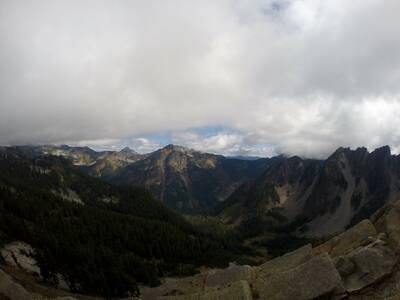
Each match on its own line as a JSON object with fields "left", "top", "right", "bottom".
{"left": 2, "top": 143, "right": 400, "bottom": 298}
{"left": 8, "top": 144, "right": 270, "bottom": 213}
{"left": 220, "top": 145, "right": 400, "bottom": 237}
{"left": 6, "top": 144, "right": 400, "bottom": 237}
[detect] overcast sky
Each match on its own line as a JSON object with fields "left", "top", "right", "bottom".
{"left": 1, "top": 0, "right": 400, "bottom": 158}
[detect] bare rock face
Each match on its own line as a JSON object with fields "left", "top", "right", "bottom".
{"left": 0, "top": 269, "right": 33, "bottom": 300}
{"left": 140, "top": 264, "right": 254, "bottom": 299}
{"left": 334, "top": 234, "right": 397, "bottom": 293}
{"left": 205, "top": 264, "right": 253, "bottom": 288}
{"left": 140, "top": 274, "right": 207, "bottom": 300}
{"left": 383, "top": 201, "right": 400, "bottom": 250}
{"left": 158, "top": 280, "right": 253, "bottom": 300}
{"left": 254, "top": 244, "right": 312, "bottom": 280}
{"left": 255, "top": 253, "right": 345, "bottom": 300}
{"left": 0, "top": 242, "right": 40, "bottom": 275}
{"left": 313, "top": 219, "right": 377, "bottom": 257}
{"left": 1, "top": 241, "right": 70, "bottom": 292}
{"left": 314, "top": 217, "right": 398, "bottom": 294}
{"left": 0, "top": 269, "right": 80, "bottom": 300}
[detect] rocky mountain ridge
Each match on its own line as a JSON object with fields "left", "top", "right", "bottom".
{"left": 5, "top": 144, "right": 400, "bottom": 236}
{"left": 221, "top": 146, "right": 400, "bottom": 237}
{"left": 110, "top": 144, "right": 271, "bottom": 213}
{"left": 4, "top": 144, "right": 271, "bottom": 214}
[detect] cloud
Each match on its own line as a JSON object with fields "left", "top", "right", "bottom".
{"left": 126, "top": 138, "right": 162, "bottom": 154}
{"left": 0, "top": 0, "right": 400, "bottom": 158}
{"left": 171, "top": 131, "right": 276, "bottom": 157}
{"left": 68, "top": 137, "right": 161, "bottom": 153}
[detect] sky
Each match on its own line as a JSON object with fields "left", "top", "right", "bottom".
{"left": 1, "top": 0, "right": 400, "bottom": 158}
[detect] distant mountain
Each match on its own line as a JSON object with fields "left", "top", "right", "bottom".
{"left": 12, "top": 144, "right": 399, "bottom": 235}
{"left": 10, "top": 144, "right": 146, "bottom": 177}
{"left": 84, "top": 148, "right": 147, "bottom": 179}
{"left": 110, "top": 144, "right": 271, "bottom": 213}
{"left": 220, "top": 146, "right": 400, "bottom": 237}
{"left": 9, "top": 144, "right": 271, "bottom": 213}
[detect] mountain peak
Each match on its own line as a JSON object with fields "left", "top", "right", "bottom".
{"left": 371, "top": 145, "right": 391, "bottom": 156}
{"left": 162, "top": 144, "right": 189, "bottom": 152}
{"left": 120, "top": 146, "right": 137, "bottom": 154}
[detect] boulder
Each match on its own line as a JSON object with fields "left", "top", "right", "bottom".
{"left": 313, "top": 219, "right": 377, "bottom": 257}
{"left": 334, "top": 234, "right": 397, "bottom": 293}
{"left": 255, "top": 244, "right": 313, "bottom": 278}
{"left": 141, "top": 263, "right": 254, "bottom": 299}
{"left": 0, "top": 269, "right": 35, "bottom": 300}
{"left": 382, "top": 201, "right": 400, "bottom": 249}
{"left": 255, "top": 253, "right": 345, "bottom": 300}
{"left": 205, "top": 263, "right": 253, "bottom": 288}
{"left": 140, "top": 274, "right": 206, "bottom": 300}
{"left": 157, "top": 280, "right": 252, "bottom": 300}
{"left": 1, "top": 242, "right": 40, "bottom": 275}
{"left": 385, "top": 294, "right": 400, "bottom": 300}
{"left": 0, "top": 269, "right": 79, "bottom": 300}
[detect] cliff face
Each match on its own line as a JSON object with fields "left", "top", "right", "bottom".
{"left": 221, "top": 146, "right": 400, "bottom": 237}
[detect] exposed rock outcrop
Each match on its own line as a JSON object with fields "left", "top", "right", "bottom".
{"left": 373, "top": 200, "right": 400, "bottom": 249}
{"left": 205, "top": 264, "right": 253, "bottom": 288}
{"left": 254, "top": 244, "right": 312, "bottom": 278}
{"left": 0, "top": 242, "right": 40, "bottom": 275}
{"left": 313, "top": 219, "right": 377, "bottom": 257}
{"left": 140, "top": 264, "right": 254, "bottom": 300}
{"left": 255, "top": 253, "right": 345, "bottom": 300}
{"left": 158, "top": 280, "right": 253, "bottom": 300}
{"left": 0, "top": 269, "right": 77, "bottom": 300}
{"left": 334, "top": 233, "right": 397, "bottom": 293}
{"left": 0, "top": 269, "right": 33, "bottom": 300}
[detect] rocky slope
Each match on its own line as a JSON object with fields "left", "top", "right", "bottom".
{"left": 221, "top": 146, "right": 400, "bottom": 237}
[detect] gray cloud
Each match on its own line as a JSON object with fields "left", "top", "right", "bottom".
{"left": 0, "top": 0, "right": 400, "bottom": 158}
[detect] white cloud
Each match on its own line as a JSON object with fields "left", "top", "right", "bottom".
{"left": 171, "top": 131, "right": 277, "bottom": 157}
{"left": 127, "top": 138, "right": 162, "bottom": 154}
{"left": 67, "top": 137, "right": 161, "bottom": 153}
{"left": 0, "top": 0, "right": 400, "bottom": 158}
